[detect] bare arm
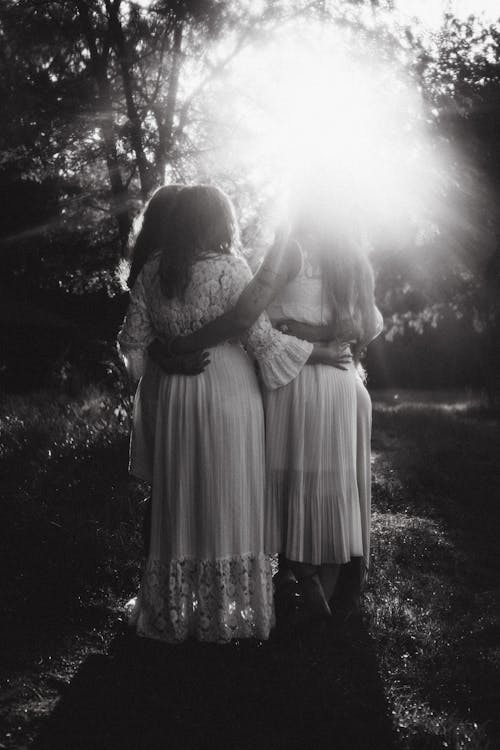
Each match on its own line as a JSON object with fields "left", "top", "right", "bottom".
{"left": 275, "top": 319, "right": 337, "bottom": 343}
{"left": 278, "top": 309, "right": 383, "bottom": 354}
{"left": 148, "top": 336, "right": 351, "bottom": 377}
{"left": 172, "top": 235, "right": 301, "bottom": 355}
{"left": 307, "top": 342, "right": 352, "bottom": 370}
{"left": 147, "top": 340, "right": 210, "bottom": 375}
{"left": 276, "top": 319, "right": 362, "bottom": 367}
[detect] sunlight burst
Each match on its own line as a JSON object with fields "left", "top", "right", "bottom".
{"left": 204, "top": 20, "right": 444, "bottom": 244}
{"left": 396, "top": 0, "right": 500, "bottom": 28}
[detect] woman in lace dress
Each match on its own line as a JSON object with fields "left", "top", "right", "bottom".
{"left": 127, "top": 184, "right": 182, "bottom": 290}
{"left": 118, "top": 185, "right": 341, "bottom": 643}
{"left": 158, "top": 203, "right": 382, "bottom": 619}
{"left": 124, "top": 184, "right": 210, "bottom": 488}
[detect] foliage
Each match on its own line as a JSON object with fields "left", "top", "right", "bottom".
{"left": 374, "top": 14, "right": 500, "bottom": 386}
{"left": 0, "top": 0, "right": 301, "bottom": 266}
{"left": 1, "top": 387, "right": 498, "bottom": 748}
{"left": 1, "top": 1, "right": 499, "bottom": 393}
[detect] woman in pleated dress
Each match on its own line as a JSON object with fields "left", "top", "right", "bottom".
{"left": 264, "top": 217, "right": 383, "bottom": 614}
{"left": 158, "top": 205, "right": 382, "bottom": 619}
{"left": 118, "top": 185, "right": 344, "bottom": 643}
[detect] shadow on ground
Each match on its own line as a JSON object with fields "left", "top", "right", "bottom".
{"left": 32, "top": 618, "right": 396, "bottom": 750}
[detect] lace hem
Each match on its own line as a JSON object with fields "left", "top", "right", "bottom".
{"left": 133, "top": 553, "right": 275, "bottom": 643}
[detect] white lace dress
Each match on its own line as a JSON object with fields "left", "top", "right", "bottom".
{"left": 118, "top": 252, "right": 312, "bottom": 643}
{"left": 266, "top": 249, "right": 383, "bottom": 571}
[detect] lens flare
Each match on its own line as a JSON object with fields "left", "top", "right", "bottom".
{"left": 202, "top": 19, "right": 447, "bottom": 246}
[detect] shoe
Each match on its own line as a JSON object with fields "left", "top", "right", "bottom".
{"left": 330, "top": 557, "right": 363, "bottom": 622}
{"left": 274, "top": 572, "right": 300, "bottom": 629}
{"left": 273, "top": 567, "right": 297, "bottom": 593}
{"left": 300, "top": 573, "right": 332, "bottom": 621}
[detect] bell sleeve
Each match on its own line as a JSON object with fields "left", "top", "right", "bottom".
{"left": 226, "top": 255, "right": 313, "bottom": 390}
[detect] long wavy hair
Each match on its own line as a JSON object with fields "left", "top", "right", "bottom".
{"left": 292, "top": 211, "right": 378, "bottom": 345}
{"left": 127, "top": 184, "right": 183, "bottom": 289}
{"left": 320, "top": 236, "right": 378, "bottom": 345}
{"left": 159, "top": 185, "right": 239, "bottom": 299}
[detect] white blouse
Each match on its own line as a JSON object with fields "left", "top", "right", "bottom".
{"left": 268, "top": 246, "right": 383, "bottom": 344}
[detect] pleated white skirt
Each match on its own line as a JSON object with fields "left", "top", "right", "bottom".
{"left": 130, "top": 343, "right": 275, "bottom": 643}
{"left": 355, "top": 375, "right": 373, "bottom": 576}
{"left": 265, "top": 361, "right": 365, "bottom": 566}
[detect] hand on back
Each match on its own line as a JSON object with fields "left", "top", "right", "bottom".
{"left": 148, "top": 339, "right": 210, "bottom": 375}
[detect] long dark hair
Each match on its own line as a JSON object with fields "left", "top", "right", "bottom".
{"left": 127, "top": 184, "right": 183, "bottom": 289}
{"left": 159, "top": 185, "right": 239, "bottom": 299}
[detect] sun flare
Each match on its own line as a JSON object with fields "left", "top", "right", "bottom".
{"left": 199, "top": 20, "right": 444, "bottom": 246}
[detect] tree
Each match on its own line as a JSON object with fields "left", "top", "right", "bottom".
{"left": 382, "top": 14, "right": 500, "bottom": 399}
{"left": 0, "top": 0, "right": 299, "bottom": 261}
{"left": 1, "top": 1, "right": 499, "bottom": 396}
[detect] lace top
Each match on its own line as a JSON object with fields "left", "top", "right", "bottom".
{"left": 118, "top": 252, "right": 313, "bottom": 389}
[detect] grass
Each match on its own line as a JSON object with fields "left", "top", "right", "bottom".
{"left": 0, "top": 386, "right": 498, "bottom": 749}
{"left": 367, "top": 389, "right": 500, "bottom": 750}
{"left": 0, "top": 386, "right": 146, "bottom": 748}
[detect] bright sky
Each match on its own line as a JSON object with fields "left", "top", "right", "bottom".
{"left": 131, "top": 0, "right": 499, "bottom": 25}
{"left": 197, "top": 18, "right": 448, "bottom": 248}
{"left": 396, "top": 0, "right": 500, "bottom": 27}
{"left": 161, "top": 1, "right": 498, "bottom": 248}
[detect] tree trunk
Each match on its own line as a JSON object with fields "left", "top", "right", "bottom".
{"left": 156, "top": 20, "right": 183, "bottom": 182}
{"left": 98, "top": 79, "right": 132, "bottom": 251}
{"left": 76, "top": 0, "right": 131, "bottom": 253}
{"left": 107, "top": 0, "right": 154, "bottom": 199}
